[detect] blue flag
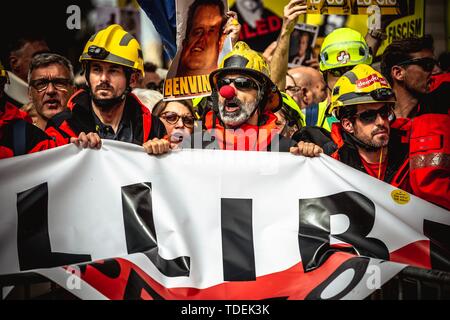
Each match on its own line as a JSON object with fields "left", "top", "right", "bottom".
{"left": 137, "top": 0, "right": 177, "bottom": 59}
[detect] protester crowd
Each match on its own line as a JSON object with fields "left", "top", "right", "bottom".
{"left": 0, "top": 0, "right": 448, "bottom": 211}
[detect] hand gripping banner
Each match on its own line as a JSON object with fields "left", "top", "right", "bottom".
{"left": 0, "top": 141, "right": 449, "bottom": 299}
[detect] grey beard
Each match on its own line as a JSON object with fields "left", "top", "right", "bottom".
{"left": 218, "top": 99, "right": 258, "bottom": 128}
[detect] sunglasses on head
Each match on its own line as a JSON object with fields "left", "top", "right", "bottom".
{"left": 160, "top": 111, "right": 195, "bottom": 128}
{"left": 328, "top": 66, "right": 354, "bottom": 78}
{"left": 146, "top": 81, "right": 164, "bottom": 92}
{"left": 217, "top": 77, "right": 258, "bottom": 91}
{"left": 368, "top": 88, "right": 395, "bottom": 101}
{"left": 353, "top": 104, "right": 393, "bottom": 124}
{"left": 30, "top": 78, "right": 71, "bottom": 92}
{"left": 397, "top": 57, "right": 437, "bottom": 72}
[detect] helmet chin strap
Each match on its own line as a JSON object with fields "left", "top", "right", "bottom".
{"left": 92, "top": 91, "right": 128, "bottom": 110}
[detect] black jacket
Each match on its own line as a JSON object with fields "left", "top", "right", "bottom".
{"left": 294, "top": 123, "right": 410, "bottom": 188}
{"left": 49, "top": 90, "right": 166, "bottom": 145}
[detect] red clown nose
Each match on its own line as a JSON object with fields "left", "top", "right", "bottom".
{"left": 219, "top": 85, "right": 236, "bottom": 99}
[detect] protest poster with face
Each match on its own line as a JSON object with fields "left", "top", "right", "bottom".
{"left": 288, "top": 23, "right": 319, "bottom": 68}
{"left": 164, "top": 0, "right": 231, "bottom": 100}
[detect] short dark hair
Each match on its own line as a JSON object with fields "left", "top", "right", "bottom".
{"left": 185, "top": 0, "right": 225, "bottom": 40}
{"left": 144, "top": 62, "right": 158, "bottom": 73}
{"left": 438, "top": 52, "right": 450, "bottom": 72}
{"left": 381, "top": 35, "right": 434, "bottom": 85}
{"left": 28, "top": 53, "right": 74, "bottom": 84}
{"left": 337, "top": 105, "right": 357, "bottom": 121}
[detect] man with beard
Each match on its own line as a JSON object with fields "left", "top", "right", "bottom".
{"left": 381, "top": 35, "right": 441, "bottom": 120}
{"left": 292, "top": 64, "right": 412, "bottom": 190}
{"left": 183, "top": 41, "right": 318, "bottom": 154}
{"left": 48, "top": 24, "right": 169, "bottom": 155}
{"left": 382, "top": 36, "right": 449, "bottom": 209}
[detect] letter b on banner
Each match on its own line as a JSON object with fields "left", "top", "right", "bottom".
{"left": 298, "top": 191, "right": 389, "bottom": 272}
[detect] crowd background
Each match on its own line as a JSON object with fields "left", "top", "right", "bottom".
{"left": 0, "top": 0, "right": 449, "bottom": 80}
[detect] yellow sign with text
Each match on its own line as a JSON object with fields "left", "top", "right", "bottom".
{"left": 377, "top": 0, "right": 424, "bottom": 55}
{"left": 164, "top": 75, "right": 212, "bottom": 99}
{"left": 306, "top": 0, "right": 400, "bottom": 15}
{"left": 391, "top": 189, "right": 411, "bottom": 205}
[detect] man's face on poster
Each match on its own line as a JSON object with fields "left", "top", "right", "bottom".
{"left": 299, "top": 33, "right": 310, "bottom": 57}
{"left": 238, "top": 0, "right": 262, "bottom": 12}
{"left": 180, "top": 4, "right": 223, "bottom": 76}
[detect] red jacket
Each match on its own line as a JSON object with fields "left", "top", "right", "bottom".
{"left": 197, "top": 111, "right": 296, "bottom": 152}
{"left": 0, "top": 100, "right": 61, "bottom": 159}
{"left": 407, "top": 73, "right": 450, "bottom": 210}
{"left": 330, "top": 123, "right": 411, "bottom": 191}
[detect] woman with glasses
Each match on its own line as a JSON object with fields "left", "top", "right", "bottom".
{"left": 152, "top": 99, "right": 197, "bottom": 146}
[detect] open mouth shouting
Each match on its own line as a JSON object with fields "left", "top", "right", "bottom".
{"left": 43, "top": 98, "right": 61, "bottom": 109}
{"left": 224, "top": 99, "right": 241, "bottom": 114}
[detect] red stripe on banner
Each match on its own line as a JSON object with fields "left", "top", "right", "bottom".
{"left": 78, "top": 252, "right": 357, "bottom": 300}
{"left": 80, "top": 259, "right": 130, "bottom": 300}
{"left": 390, "top": 240, "right": 432, "bottom": 269}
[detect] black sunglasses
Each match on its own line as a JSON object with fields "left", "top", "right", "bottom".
{"left": 217, "top": 77, "right": 258, "bottom": 91}
{"left": 146, "top": 80, "right": 164, "bottom": 92}
{"left": 30, "top": 78, "right": 72, "bottom": 92}
{"left": 369, "top": 88, "right": 395, "bottom": 101}
{"left": 353, "top": 104, "right": 392, "bottom": 124}
{"left": 397, "top": 57, "right": 437, "bottom": 72}
{"left": 160, "top": 111, "right": 195, "bottom": 128}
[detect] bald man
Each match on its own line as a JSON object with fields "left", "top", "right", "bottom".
{"left": 286, "top": 66, "right": 337, "bottom": 129}
{"left": 286, "top": 66, "right": 327, "bottom": 110}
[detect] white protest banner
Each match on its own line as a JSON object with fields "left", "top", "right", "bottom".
{"left": 0, "top": 141, "right": 449, "bottom": 299}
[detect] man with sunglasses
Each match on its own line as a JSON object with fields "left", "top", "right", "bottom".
{"left": 183, "top": 41, "right": 299, "bottom": 151}
{"left": 28, "top": 53, "right": 75, "bottom": 130}
{"left": 293, "top": 65, "right": 412, "bottom": 191}
{"left": 381, "top": 35, "right": 441, "bottom": 119}
{"left": 382, "top": 36, "right": 449, "bottom": 210}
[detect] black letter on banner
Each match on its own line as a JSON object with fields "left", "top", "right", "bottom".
{"left": 424, "top": 220, "right": 450, "bottom": 271}
{"left": 123, "top": 268, "right": 164, "bottom": 300}
{"left": 221, "top": 198, "right": 256, "bottom": 281}
{"left": 299, "top": 191, "right": 389, "bottom": 272}
{"left": 17, "top": 183, "right": 91, "bottom": 271}
{"left": 121, "top": 182, "right": 190, "bottom": 277}
{"left": 305, "top": 257, "right": 370, "bottom": 300}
